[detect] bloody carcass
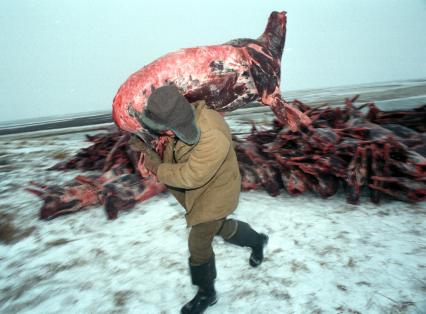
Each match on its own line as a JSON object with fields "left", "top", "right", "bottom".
{"left": 27, "top": 132, "right": 166, "bottom": 220}
{"left": 236, "top": 99, "right": 425, "bottom": 205}
{"left": 112, "top": 10, "right": 310, "bottom": 147}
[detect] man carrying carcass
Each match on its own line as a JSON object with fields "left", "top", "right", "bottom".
{"left": 129, "top": 85, "right": 268, "bottom": 314}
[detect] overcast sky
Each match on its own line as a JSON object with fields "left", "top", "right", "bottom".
{"left": 1, "top": 0, "right": 425, "bottom": 122}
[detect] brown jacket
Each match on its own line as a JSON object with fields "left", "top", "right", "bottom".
{"left": 157, "top": 100, "right": 241, "bottom": 226}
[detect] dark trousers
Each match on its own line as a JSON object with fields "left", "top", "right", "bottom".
{"left": 188, "top": 218, "right": 240, "bottom": 265}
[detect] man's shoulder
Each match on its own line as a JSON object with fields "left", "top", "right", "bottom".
{"left": 199, "top": 107, "right": 225, "bottom": 129}
{"left": 190, "top": 99, "right": 231, "bottom": 138}
{"left": 191, "top": 99, "right": 207, "bottom": 107}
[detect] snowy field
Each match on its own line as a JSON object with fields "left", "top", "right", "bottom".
{"left": 1, "top": 125, "right": 425, "bottom": 314}
{"left": 1, "top": 81, "right": 426, "bottom": 314}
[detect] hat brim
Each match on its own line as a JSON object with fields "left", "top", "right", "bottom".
{"left": 139, "top": 113, "right": 168, "bottom": 132}
{"left": 172, "top": 120, "right": 200, "bottom": 145}
{"left": 140, "top": 112, "right": 200, "bottom": 145}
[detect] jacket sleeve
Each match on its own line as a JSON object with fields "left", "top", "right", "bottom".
{"left": 157, "top": 129, "right": 230, "bottom": 189}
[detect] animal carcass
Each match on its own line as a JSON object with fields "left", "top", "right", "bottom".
{"left": 112, "top": 11, "right": 310, "bottom": 143}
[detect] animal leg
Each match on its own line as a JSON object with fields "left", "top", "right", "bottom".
{"left": 136, "top": 176, "right": 167, "bottom": 202}
{"left": 102, "top": 133, "right": 130, "bottom": 172}
{"left": 270, "top": 96, "right": 311, "bottom": 131}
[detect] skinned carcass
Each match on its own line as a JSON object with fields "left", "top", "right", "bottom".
{"left": 27, "top": 162, "right": 166, "bottom": 220}
{"left": 27, "top": 130, "right": 167, "bottom": 219}
{"left": 112, "top": 11, "right": 310, "bottom": 150}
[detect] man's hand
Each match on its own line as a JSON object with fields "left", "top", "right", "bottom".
{"left": 129, "top": 135, "right": 162, "bottom": 174}
{"left": 144, "top": 153, "right": 161, "bottom": 174}
{"left": 129, "top": 135, "right": 150, "bottom": 152}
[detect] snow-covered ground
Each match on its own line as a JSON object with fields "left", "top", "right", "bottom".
{"left": 1, "top": 125, "right": 426, "bottom": 314}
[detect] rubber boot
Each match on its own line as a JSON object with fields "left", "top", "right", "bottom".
{"left": 226, "top": 221, "right": 268, "bottom": 267}
{"left": 181, "top": 255, "right": 218, "bottom": 314}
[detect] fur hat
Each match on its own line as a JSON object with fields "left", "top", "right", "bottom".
{"left": 140, "top": 85, "right": 200, "bottom": 144}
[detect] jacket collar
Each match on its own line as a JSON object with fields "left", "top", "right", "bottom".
{"left": 192, "top": 100, "right": 207, "bottom": 124}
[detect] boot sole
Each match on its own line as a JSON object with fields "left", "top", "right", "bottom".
{"left": 181, "top": 296, "right": 217, "bottom": 314}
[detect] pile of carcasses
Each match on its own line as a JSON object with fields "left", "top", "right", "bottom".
{"left": 27, "top": 97, "right": 426, "bottom": 220}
